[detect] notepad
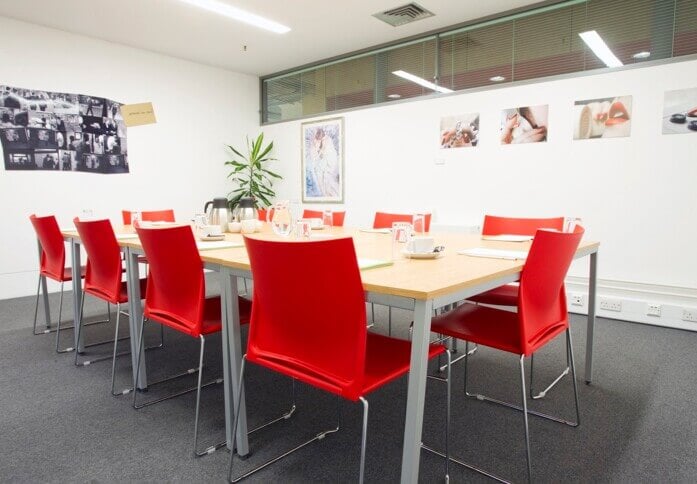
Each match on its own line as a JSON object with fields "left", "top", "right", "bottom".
{"left": 357, "top": 258, "right": 393, "bottom": 270}
{"left": 359, "top": 228, "right": 391, "bottom": 234}
{"left": 481, "top": 234, "right": 533, "bottom": 242}
{"left": 115, "top": 233, "right": 139, "bottom": 240}
{"left": 457, "top": 247, "right": 528, "bottom": 260}
{"left": 196, "top": 241, "right": 244, "bottom": 251}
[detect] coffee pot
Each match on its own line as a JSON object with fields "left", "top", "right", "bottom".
{"left": 204, "top": 197, "right": 231, "bottom": 232}
{"left": 232, "top": 197, "right": 259, "bottom": 223}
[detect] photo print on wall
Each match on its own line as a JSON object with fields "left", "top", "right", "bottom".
{"left": 440, "top": 113, "right": 479, "bottom": 148}
{"left": 573, "top": 96, "right": 632, "bottom": 140}
{"left": 0, "top": 85, "right": 128, "bottom": 173}
{"left": 500, "top": 105, "right": 548, "bottom": 144}
{"left": 301, "top": 117, "right": 344, "bottom": 203}
{"left": 662, "top": 87, "right": 697, "bottom": 135}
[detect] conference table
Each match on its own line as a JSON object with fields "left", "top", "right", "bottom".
{"left": 61, "top": 225, "right": 599, "bottom": 483}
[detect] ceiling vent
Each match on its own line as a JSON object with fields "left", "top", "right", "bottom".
{"left": 373, "top": 3, "right": 434, "bottom": 27}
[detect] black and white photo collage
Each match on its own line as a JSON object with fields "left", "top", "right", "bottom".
{"left": 0, "top": 85, "right": 128, "bottom": 174}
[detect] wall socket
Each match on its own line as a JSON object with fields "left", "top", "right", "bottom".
{"left": 570, "top": 294, "right": 584, "bottom": 306}
{"left": 647, "top": 304, "right": 662, "bottom": 317}
{"left": 600, "top": 298, "right": 622, "bottom": 312}
{"left": 683, "top": 308, "right": 697, "bottom": 323}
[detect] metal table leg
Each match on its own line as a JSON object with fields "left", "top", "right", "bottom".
{"left": 70, "top": 238, "right": 83, "bottom": 352}
{"left": 221, "top": 267, "right": 249, "bottom": 455}
{"left": 125, "top": 247, "right": 147, "bottom": 390}
{"left": 585, "top": 251, "right": 598, "bottom": 384}
{"left": 37, "top": 240, "right": 52, "bottom": 329}
{"left": 400, "top": 298, "right": 433, "bottom": 483}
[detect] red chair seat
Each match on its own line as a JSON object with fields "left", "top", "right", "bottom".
{"left": 145, "top": 296, "right": 251, "bottom": 338}
{"left": 363, "top": 333, "right": 444, "bottom": 396}
{"left": 41, "top": 265, "right": 87, "bottom": 283}
{"left": 85, "top": 278, "right": 147, "bottom": 305}
{"left": 468, "top": 283, "right": 519, "bottom": 306}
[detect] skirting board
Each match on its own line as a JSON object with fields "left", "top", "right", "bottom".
{"left": 566, "top": 276, "right": 697, "bottom": 332}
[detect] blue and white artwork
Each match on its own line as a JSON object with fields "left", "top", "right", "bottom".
{"left": 302, "top": 117, "right": 343, "bottom": 203}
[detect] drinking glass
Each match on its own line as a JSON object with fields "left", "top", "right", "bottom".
{"left": 295, "top": 219, "right": 312, "bottom": 239}
{"left": 322, "top": 209, "right": 333, "bottom": 227}
{"left": 391, "top": 222, "right": 413, "bottom": 260}
{"left": 412, "top": 213, "right": 426, "bottom": 234}
{"left": 269, "top": 200, "right": 293, "bottom": 237}
{"left": 564, "top": 217, "right": 583, "bottom": 233}
{"left": 81, "top": 209, "right": 94, "bottom": 221}
{"left": 131, "top": 211, "right": 141, "bottom": 227}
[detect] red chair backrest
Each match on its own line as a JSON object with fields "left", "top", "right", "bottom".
{"left": 73, "top": 218, "right": 123, "bottom": 302}
{"left": 136, "top": 225, "right": 205, "bottom": 334}
{"left": 121, "top": 209, "right": 175, "bottom": 225}
{"left": 302, "top": 209, "right": 346, "bottom": 227}
{"left": 372, "top": 212, "right": 431, "bottom": 232}
{"left": 481, "top": 215, "right": 564, "bottom": 236}
{"left": 244, "top": 237, "right": 367, "bottom": 401}
{"left": 517, "top": 226, "right": 584, "bottom": 355}
{"left": 29, "top": 214, "right": 66, "bottom": 281}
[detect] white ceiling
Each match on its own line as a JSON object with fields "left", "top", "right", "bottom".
{"left": 0, "top": 0, "right": 542, "bottom": 77}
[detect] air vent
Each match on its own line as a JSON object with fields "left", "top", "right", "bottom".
{"left": 373, "top": 3, "right": 434, "bottom": 27}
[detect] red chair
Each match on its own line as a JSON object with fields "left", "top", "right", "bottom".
{"left": 133, "top": 225, "right": 253, "bottom": 457}
{"left": 228, "top": 237, "right": 449, "bottom": 482}
{"left": 72, "top": 218, "right": 153, "bottom": 395}
{"left": 121, "top": 209, "right": 175, "bottom": 225}
{"left": 302, "top": 209, "right": 346, "bottom": 227}
{"left": 425, "top": 227, "right": 584, "bottom": 483}
{"left": 29, "top": 214, "right": 85, "bottom": 341}
{"left": 372, "top": 211, "right": 431, "bottom": 232}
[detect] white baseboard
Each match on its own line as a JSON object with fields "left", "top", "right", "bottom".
{"left": 566, "top": 276, "right": 697, "bottom": 331}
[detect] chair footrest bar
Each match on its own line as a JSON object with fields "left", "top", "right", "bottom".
{"left": 421, "top": 443, "right": 510, "bottom": 484}
{"left": 35, "top": 317, "right": 111, "bottom": 335}
{"left": 78, "top": 350, "right": 131, "bottom": 366}
{"left": 144, "top": 367, "right": 202, "bottom": 388}
{"left": 196, "top": 440, "right": 227, "bottom": 457}
{"left": 466, "top": 392, "right": 578, "bottom": 427}
{"left": 531, "top": 367, "right": 569, "bottom": 400}
{"left": 248, "top": 405, "right": 297, "bottom": 435}
{"left": 134, "top": 378, "right": 222, "bottom": 409}
{"left": 230, "top": 426, "right": 340, "bottom": 483}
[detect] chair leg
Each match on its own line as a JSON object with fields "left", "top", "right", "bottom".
{"left": 110, "top": 303, "right": 123, "bottom": 395}
{"left": 193, "top": 335, "right": 218, "bottom": 457}
{"left": 529, "top": 337, "right": 570, "bottom": 400}
{"left": 566, "top": 329, "right": 581, "bottom": 426}
{"left": 358, "top": 396, "right": 369, "bottom": 484}
{"left": 54, "top": 282, "right": 70, "bottom": 353}
{"left": 132, "top": 315, "right": 147, "bottom": 408}
{"left": 228, "top": 359, "right": 341, "bottom": 483}
{"left": 519, "top": 356, "right": 533, "bottom": 483}
{"left": 72, "top": 294, "right": 87, "bottom": 360}
{"left": 32, "top": 275, "right": 44, "bottom": 335}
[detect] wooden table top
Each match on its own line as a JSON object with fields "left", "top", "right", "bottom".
{"left": 62, "top": 225, "right": 599, "bottom": 301}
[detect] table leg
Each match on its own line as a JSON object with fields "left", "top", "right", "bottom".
{"left": 70, "top": 239, "right": 83, "bottom": 352}
{"left": 400, "top": 298, "right": 433, "bottom": 483}
{"left": 221, "top": 268, "right": 249, "bottom": 455}
{"left": 585, "top": 251, "right": 598, "bottom": 384}
{"left": 125, "top": 248, "right": 147, "bottom": 389}
{"left": 37, "top": 240, "right": 51, "bottom": 329}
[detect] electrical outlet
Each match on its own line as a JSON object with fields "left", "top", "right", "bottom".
{"left": 599, "top": 298, "right": 622, "bottom": 312}
{"left": 570, "top": 294, "right": 584, "bottom": 306}
{"left": 647, "top": 304, "right": 662, "bottom": 317}
{"left": 682, "top": 308, "right": 697, "bottom": 323}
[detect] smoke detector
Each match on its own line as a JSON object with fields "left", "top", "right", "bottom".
{"left": 373, "top": 3, "right": 434, "bottom": 27}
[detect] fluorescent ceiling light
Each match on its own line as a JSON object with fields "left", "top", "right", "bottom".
{"left": 178, "top": 0, "right": 290, "bottom": 34}
{"left": 392, "top": 70, "right": 453, "bottom": 94}
{"left": 489, "top": 75, "right": 506, "bottom": 82}
{"left": 632, "top": 51, "right": 651, "bottom": 59}
{"left": 579, "top": 30, "right": 623, "bottom": 68}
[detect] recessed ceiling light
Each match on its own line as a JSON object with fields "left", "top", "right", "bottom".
{"left": 579, "top": 30, "right": 623, "bottom": 68}
{"left": 387, "top": 94, "right": 401, "bottom": 99}
{"left": 489, "top": 75, "right": 506, "bottom": 82}
{"left": 392, "top": 70, "right": 453, "bottom": 94}
{"left": 177, "top": 0, "right": 290, "bottom": 34}
{"left": 632, "top": 51, "right": 651, "bottom": 59}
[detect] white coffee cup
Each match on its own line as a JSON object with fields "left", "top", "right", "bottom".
{"left": 206, "top": 225, "right": 222, "bottom": 236}
{"left": 228, "top": 221, "right": 242, "bottom": 233}
{"left": 407, "top": 236, "right": 435, "bottom": 254}
{"left": 241, "top": 219, "right": 256, "bottom": 234}
{"left": 307, "top": 217, "right": 323, "bottom": 228}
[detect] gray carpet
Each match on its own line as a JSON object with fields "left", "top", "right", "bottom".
{"left": 1, "top": 284, "right": 697, "bottom": 483}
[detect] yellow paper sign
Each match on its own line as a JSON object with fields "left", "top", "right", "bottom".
{"left": 120, "top": 102, "right": 157, "bottom": 127}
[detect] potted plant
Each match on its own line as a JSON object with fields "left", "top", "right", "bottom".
{"left": 225, "top": 133, "right": 282, "bottom": 216}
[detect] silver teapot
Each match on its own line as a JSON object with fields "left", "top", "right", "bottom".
{"left": 204, "top": 197, "right": 231, "bottom": 232}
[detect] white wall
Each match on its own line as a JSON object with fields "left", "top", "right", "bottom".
{"left": 263, "top": 59, "right": 697, "bottom": 325}
{"left": 0, "top": 16, "right": 259, "bottom": 299}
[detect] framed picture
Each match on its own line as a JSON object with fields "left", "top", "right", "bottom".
{"left": 301, "top": 117, "right": 344, "bottom": 203}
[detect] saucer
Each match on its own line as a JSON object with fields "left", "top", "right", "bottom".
{"left": 402, "top": 249, "right": 443, "bottom": 259}
{"left": 311, "top": 225, "right": 326, "bottom": 230}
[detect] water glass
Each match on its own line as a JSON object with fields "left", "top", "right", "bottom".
{"left": 131, "top": 211, "right": 141, "bottom": 226}
{"left": 81, "top": 209, "right": 94, "bottom": 221}
{"left": 412, "top": 213, "right": 426, "bottom": 234}
{"left": 322, "top": 209, "right": 333, "bottom": 227}
{"left": 391, "top": 222, "right": 413, "bottom": 260}
{"left": 295, "top": 219, "right": 312, "bottom": 239}
{"left": 564, "top": 217, "right": 583, "bottom": 233}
